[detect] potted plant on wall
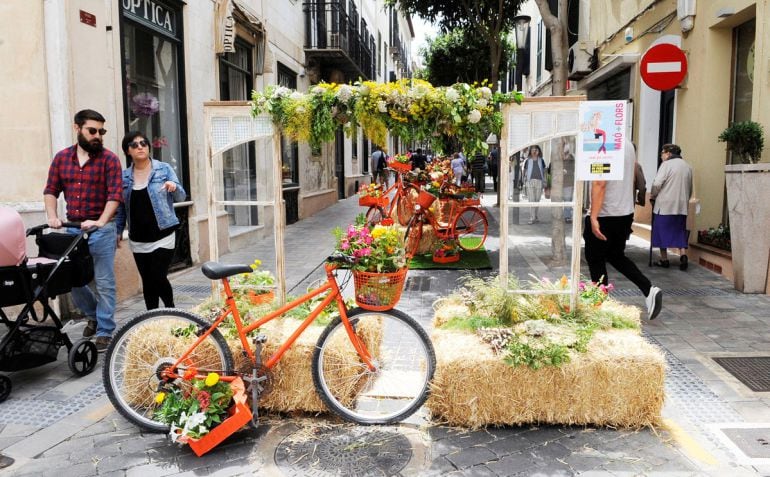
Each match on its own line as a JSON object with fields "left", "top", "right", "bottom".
{"left": 720, "top": 120, "right": 767, "bottom": 293}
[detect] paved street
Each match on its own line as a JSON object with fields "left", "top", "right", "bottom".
{"left": 3, "top": 180, "right": 770, "bottom": 476}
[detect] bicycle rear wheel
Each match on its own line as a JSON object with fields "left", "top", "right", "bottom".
{"left": 365, "top": 205, "right": 384, "bottom": 226}
{"left": 404, "top": 215, "right": 424, "bottom": 258}
{"left": 102, "top": 309, "right": 234, "bottom": 432}
{"left": 312, "top": 307, "right": 435, "bottom": 424}
{"left": 453, "top": 206, "right": 488, "bottom": 251}
{"left": 396, "top": 184, "right": 420, "bottom": 226}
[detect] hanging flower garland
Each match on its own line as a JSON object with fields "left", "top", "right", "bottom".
{"left": 251, "top": 80, "right": 522, "bottom": 155}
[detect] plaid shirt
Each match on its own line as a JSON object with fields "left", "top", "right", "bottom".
{"left": 44, "top": 145, "right": 123, "bottom": 221}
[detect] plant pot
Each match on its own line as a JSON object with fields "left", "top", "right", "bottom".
{"left": 433, "top": 253, "right": 460, "bottom": 264}
{"left": 389, "top": 161, "right": 412, "bottom": 174}
{"left": 188, "top": 377, "right": 252, "bottom": 457}
{"left": 247, "top": 289, "right": 274, "bottom": 305}
{"left": 724, "top": 163, "right": 770, "bottom": 293}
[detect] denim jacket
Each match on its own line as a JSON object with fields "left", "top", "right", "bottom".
{"left": 115, "top": 159, "right": 186, "bottom": 237}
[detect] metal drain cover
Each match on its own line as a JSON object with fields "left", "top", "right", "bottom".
{"left": 713, "top": 357, "right": 770, "bottom": 392}
{"left": 720, "top": 427, "right": 770, "bottom": 459}
{"left": 274, "top": 426, "right": 413, "bottom": 476}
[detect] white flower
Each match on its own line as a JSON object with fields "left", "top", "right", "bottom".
{"left": 358, "top": 84, "right": 370, "bottom": 96}
{"left": 336, "top": 84, "right": 353, "bottom": 102}
{"left": 445, "top": 88, "right": 460, "bottom": 102}
{"left": 289, "top": 91, "right": 304, "bottom": 100}
{"left": 377, "top": 100, "right": 388, "bottom": 113}
{"left": 477, "top": 98, "right": 488, "bottom": 107}
{"left": 467, "top": 109, "right": 482, "bottom": 124}
{"left": 273, "top": 86, "right": 290, "bottom": 98}
{"left": 311, "top": 85, "right": 325, "bottom": 95}
{"left": 479, "top": 86, "right": 492, "bottom": 99}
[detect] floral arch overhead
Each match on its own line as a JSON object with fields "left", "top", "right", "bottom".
{"left": 250, "top": 79, "right": 523, "bottom": 154}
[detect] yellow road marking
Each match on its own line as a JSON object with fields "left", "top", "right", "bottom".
{"left": 663, "top": 418, "right": 718, "bottom": 466}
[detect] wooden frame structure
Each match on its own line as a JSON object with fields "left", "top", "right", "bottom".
{"left": 203, "top": 101, "right": 286, "bottom": 302}
{"left": 499, "top": 96, "right": 586, "bottom": 309}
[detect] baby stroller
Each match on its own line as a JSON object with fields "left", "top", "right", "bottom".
{"left": 0, "top": 207, "right": 99, "bottom": 402}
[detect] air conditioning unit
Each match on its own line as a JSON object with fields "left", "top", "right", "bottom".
{"left": 568, "top": 44, "right": 593, "bottom": 80}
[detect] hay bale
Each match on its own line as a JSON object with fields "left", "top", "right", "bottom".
{"left": 395, "top": 224, "right": 441, "bottom": 255}
{"left": 121, "top": 316, "right": 381, "bottom": 415}
{"left": 426, "top": 329, "right": 665, "bottom": 429}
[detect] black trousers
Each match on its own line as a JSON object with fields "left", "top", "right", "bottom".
{"left": 583, "top": 214, "right": 651, "bottom": 297}
{"left": 472, "top": 170, "right": 485, "bottom": 192}
{"left": 133, "top": 247, "right": 175, "bottom": 309}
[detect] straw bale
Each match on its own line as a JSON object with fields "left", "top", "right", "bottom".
{"left": 426, "top": 329, "right": 665, "bottom": 429}
{"left": 432, "top": 297, "right": 470, "bottom": 328}
{"left": 395, "top": 224, "right": 442, "bottom": 255}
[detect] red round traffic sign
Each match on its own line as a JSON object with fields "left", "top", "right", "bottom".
{"left": 640, "top": 43, "right": 688, "bottom": 91}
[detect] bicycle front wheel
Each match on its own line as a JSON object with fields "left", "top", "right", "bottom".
{"left": 312, "top": 308, "right": 436, "bottom": 424}
{"left": 365, "top": 205, "right": 384, "bottom": 226}
{"left": 103, "top": 309, "right": 234, "bottom": 432}
{"left": 453, "top": 206, "right": 488, "bottom": 250}
{"left": 396, "top": 184, "right": 420, "bottom": 226}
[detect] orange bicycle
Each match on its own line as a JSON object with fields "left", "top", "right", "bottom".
{"left": 102, "top": 256, "right": 435, "bottom": 429}
{"left": 404, "top": 189, "right": 489, "bottom": 257}
{"left": 364, "top": 167, "right": 420, "bottom": 226}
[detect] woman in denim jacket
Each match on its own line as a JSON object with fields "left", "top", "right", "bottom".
{"left": 115, "top": 131, "right": 186, "bottom": 309}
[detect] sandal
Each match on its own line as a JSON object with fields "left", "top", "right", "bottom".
{"left": 654, "top": 259, "right": 670, "bottom": 268}
{"left": 679, "top": 255, "right": 688, "bottom": 271}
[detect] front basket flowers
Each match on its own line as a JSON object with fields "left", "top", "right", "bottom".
{"left": 231, "top": 258, "right": 276, "bottom": 304}
{"left": 333, "top": 219, "right": 408, "bottom": 310}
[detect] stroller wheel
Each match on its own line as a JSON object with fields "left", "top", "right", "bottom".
{"left": 0, "top": 375, "right": 11, "bottom": 402}
{"left": 68, "top": 339, "right": 98, "bottom": 376}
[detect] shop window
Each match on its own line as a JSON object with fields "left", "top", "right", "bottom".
{"left": 219, "top": 38, "right": 259, "bottom": 226}
{"left": 731, "top": 19, "right": 755, "bottom": 133}
{"left": 122, "top": 14, "right": 187, "bottom": 188}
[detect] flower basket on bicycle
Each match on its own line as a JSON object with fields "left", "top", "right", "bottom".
{"left": 187, "top": 377, "right": 252, "bottom": 457}
{"left": 358, "top": 195, "right": 389, "bottom": 208}
{"left": 352, "top": 267, "right": 408, "bottom": 311}
{"left": 389, "top": 160, "right": 412, "bottom": 174}
{"left": 416, "top": 189, "right": 437, "bottom": 209}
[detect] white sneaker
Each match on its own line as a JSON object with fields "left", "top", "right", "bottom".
{"left": 645, "top": 286, "right": 662, "bottom": 320}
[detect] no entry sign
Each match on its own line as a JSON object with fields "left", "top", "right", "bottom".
{"left": 640, "top": 43, "right": 687, "bottom": 91}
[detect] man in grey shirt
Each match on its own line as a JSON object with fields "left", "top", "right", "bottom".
{"left": 584, "top": 139, "right": 662, "bottom": 320}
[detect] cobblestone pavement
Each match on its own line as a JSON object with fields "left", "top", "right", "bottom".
{"left": 3, "top": 179, "right": 770, "bottom": 476}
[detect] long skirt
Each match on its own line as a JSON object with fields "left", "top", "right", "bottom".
{"left": 651, "top": 213, "right": 689, "bottom": 249}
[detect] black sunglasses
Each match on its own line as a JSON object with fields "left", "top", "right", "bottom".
{"left": 128, "top": 139, "right": 149, "bottom": 149}
{"left": 82, "top": 126, "right": 107, "bottom": 136}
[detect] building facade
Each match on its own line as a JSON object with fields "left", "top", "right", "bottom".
{"left": 0, "top": 0, "right": 412, "bottom": 300}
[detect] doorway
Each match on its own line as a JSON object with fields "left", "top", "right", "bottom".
{"left": 335, "top": 128, "right": 345, "bottom": 199}
{"left": 657, "top": 89, "right": 675, "bottom": 168}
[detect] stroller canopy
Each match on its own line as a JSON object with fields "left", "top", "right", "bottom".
{"left": 0, "top": 207, "right": 26, "bottom": 267}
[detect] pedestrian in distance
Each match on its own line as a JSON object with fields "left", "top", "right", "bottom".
{"left": 523, "top": 145, "right": 546, "bottom": 224}
{"left": 371, "top": 146, "right": 389, "bottom": 188}
{"left": 488, "top": 145, "right": 500, "bottom": 192}
{"left": 583, "top": 139, "right": 663, "bottom": 320}
{"left": 411, "top": 148, "right": 428, "bottom": 171}
{"left": 650, "top": 143, "right": 693, "bottom": 271}
{"left": 451, "top": 152, "right": 465, "bottom": 186}
{"left": 43, "top": 109, "right": 123, "bottom": 351}
{"left": 472, "top": 151, "right": 486, "bottom": 192}
{"left": 115, "top": 131, "right": 186, "bottom": 310}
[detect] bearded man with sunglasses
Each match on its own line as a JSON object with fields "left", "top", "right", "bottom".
{"left": 44, "top": 109, "right": 123, "bottom": 351}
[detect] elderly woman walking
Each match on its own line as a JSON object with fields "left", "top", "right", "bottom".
{"left": 650, "top": 143, "right": 693, "bottom": 270}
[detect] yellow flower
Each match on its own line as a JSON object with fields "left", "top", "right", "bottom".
{"left": 371, "top": 226, "right": 386, "bottom": 239}
{"left": 205, "top": 372, "right": 220, "bottom": 387}
{"left": 559, "top": 275, "right": 568, "bottom": 288}
{"left": 155, "top": 392, "right": 166, "bottom": 404}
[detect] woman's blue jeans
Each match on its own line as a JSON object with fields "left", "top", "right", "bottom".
{"left": 68, "top": 221, "right": 117, "bottom": 337}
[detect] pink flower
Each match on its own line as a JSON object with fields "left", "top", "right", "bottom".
{"left": 578, "top": 282, "right": 586, "bottom": 291}
{"left": 341, "top": 241, "right": 350, "bottom": 250}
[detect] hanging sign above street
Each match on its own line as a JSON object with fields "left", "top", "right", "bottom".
{"left": 640, "top": 43, "right": 688, "bottom": 91}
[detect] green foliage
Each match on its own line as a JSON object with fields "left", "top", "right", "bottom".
{"left": 504, "top": 335, "right": 571, "bottom": 369}
{"left": 458, "top": 274, "right": 521, "bottom": 325}
{"left": 718, "top": 120, "right": 765, "bottom": 164}
{"left": 441, "top": 314, "right": 503, "bottom": 331}
{"left": 421, "top": 29, "right": 514, "bottom": 87}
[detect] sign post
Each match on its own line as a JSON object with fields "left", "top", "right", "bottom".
{"left": 640, "top": 43, "right": 688, "bottom": 91}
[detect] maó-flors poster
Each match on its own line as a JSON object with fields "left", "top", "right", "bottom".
{"left": 576, "top": 100, "right": 627, "bottom": 181}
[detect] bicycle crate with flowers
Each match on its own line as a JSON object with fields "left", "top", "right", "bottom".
{"left": 332, "top": 218, "right": 408, "bottom": 311}
{"left": 357, "top": 182, "right": 388, "bottom": 208}
{"left": 153, "top": 372, "right": 252, "bottom": 455}
{"left": 230, "top": 258, "right": 276, "bottom": 305}
{"left": 388, "top": 152, "right": 412, "bottom": 173}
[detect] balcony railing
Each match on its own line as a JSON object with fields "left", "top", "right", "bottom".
{"left": 303, "top": 1, "right": 374, "bottom": 80}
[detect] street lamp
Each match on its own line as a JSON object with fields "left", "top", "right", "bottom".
{"left": 512, "top": 15, "right": 531, "bottom": 92}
